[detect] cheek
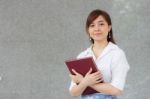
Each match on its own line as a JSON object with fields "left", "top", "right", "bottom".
{"left": 88, "top": 29, "right": 92, "bottom": 35}
{"left": 103, "top": 27, "right": 109, "bottom": 33}
{"left": 89, "top": 27, "right": 95, "bottom": 32}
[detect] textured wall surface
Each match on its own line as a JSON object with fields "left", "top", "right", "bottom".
{"left": 0, "top": 0, "right": 149, "bottom": 99}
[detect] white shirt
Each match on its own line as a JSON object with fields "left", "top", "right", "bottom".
{"left": 69, "top": 42, "right": 130, "bottom": 91}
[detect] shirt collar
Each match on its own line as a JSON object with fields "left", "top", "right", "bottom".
{"left": 87, "top": 42, "right": 117, "bottom": 60}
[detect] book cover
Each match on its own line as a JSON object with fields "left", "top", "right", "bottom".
{"left": 65, "top": 57, "right": 103, "bottom": 95}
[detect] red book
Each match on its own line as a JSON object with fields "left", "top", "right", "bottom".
{"left": 65, "top": 57, "right": 103, "bottom": 95}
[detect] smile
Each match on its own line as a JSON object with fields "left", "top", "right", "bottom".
{"left": 94, "top": 33, "right": 102, "bottom": 35}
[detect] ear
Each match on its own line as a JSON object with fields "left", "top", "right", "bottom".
{"left": 108, "top": 25, "right": 112, "bottom": 32}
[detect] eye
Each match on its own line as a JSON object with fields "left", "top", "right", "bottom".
{"left": 99, "top": 23, "right": 104, "bottom": 26}
{"left": 89, "top": 24, "right": 94, "bottom": 27}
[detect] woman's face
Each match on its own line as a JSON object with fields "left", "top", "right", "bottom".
{"left": 88, "top": 15, "right": 111, "bottom": 42}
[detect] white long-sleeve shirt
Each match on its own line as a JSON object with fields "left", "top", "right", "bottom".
{"left": 69, "top": 42, "right": 130, "bottom": 91}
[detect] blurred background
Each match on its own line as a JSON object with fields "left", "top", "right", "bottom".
{"left": 0, "top": 0, "right": 149, "bottom": 99}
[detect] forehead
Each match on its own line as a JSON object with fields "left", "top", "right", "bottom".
{"left": 92, "top": 15, "right": 106, "bottom": 23}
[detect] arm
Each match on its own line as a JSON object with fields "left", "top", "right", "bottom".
{"left": 70, "top": 79, "right": 122, "bottom": 96}
{"left": 69, "top": 68, "right": 102, "bottom": 96}
{"left": 69, "top": 80, "right": 87, "bottom": 96}
{"left": 69, "top": 69, "right": 122, "bottom": 96}
{"left": 90, "top": 83, "right": 122, "bottom": 96}
{"left": 91, "top": 50, "right": 130, "bottom": 96}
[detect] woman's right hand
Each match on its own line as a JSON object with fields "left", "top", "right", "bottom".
{"left": 82, "top": 68, "right": 103, "bottom": 87}
{"left": 69, "top": 69, "right": 84, "bottom": 84}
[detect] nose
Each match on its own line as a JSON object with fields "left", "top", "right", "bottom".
{"left": 94, "top": 25, "right": 100, "bottom": 31}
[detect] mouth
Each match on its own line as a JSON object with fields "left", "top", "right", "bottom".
{"left": 94, "top": 33, "right": 102, "bottom": 35}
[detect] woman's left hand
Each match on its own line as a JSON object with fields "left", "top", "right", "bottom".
{"left": 69, "top": 69, "right": 83, "bottom": 84}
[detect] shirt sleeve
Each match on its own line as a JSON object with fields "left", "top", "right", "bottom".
{"left": 69, "top": 80, "right": 77, "bottom": 91}
{"left": 110, "top": 50, "right": 130, "bottom": 91}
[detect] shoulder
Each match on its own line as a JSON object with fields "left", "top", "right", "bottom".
{"left": 111, "top": 43, "right": 126, "bottom": 55}
{"left": 76, "top": 47, "right": 91, "bottom": 58}
{"left": 110, "top": 43, "right": 127, "bottom": 60}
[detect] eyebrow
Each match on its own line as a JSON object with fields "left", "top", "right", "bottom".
{"left": 91, "top": 20, "right": 104, "bottom": 24}
{"left": 98, "top": 20, "right": 104, "bottom": 23}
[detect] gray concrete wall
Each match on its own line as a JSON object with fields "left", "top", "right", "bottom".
{"left": 0, "top": 0, "right": 149, "bottom": 99}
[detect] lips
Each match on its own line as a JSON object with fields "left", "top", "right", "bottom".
{"left": 94, "top": 33, "right": 102, "bottom": 35}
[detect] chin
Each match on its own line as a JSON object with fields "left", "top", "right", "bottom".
{"left": 93, "top": 37, "right": 107, "bottom": 42}
{"left": 93, "top": 38, "right": 103, "bottom": 41}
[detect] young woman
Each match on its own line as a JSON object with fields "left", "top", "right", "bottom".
{"left": 69, "top": 9, "right": 130, "bottom": 99}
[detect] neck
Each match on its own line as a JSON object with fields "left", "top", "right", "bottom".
{"left": 93, "top": 40, "right": 109, "bottom": 50}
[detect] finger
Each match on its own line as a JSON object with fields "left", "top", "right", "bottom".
{"left": 95, "top": 71, "right": 103, "bottom": 77}
{"left": 94, "top": 75, "right": 102, "bottom": 79}
{"left": 95, "top": 78, "right": 103, "bottom": 83}
{"left": 69, "top": 75, "right": 74, "bottom": 80}
{"left": 96, "top": 79, "right": 103, "bottom": 83}
{"left": 96, "top": 72, "right": 103, "bottom": 77}
{"left": 92, "top": 71, "right": 100, "bottom": 76}
{"left": 95, "top": 75, "right": 103, "bottom": 79}
{"left": 69, "top": 74, "right": 72, "bottom": 77}
{"left": 86, "top": 68, "right": 92, "bottom": 75}
{"left": 96, "top": 71, "right": 102, "bottom": 75}
{"left": 69, "top": 74, "right": 74, "bottom": 78}
{"left": 72, "top": 69, "right": 79, "bottom": 75}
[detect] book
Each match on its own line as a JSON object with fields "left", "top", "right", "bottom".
{"left": 65, "top": 57, "right": 103, "bottom": 95}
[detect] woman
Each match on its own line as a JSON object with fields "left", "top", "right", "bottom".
{"left": 69, "top": 9, "right": 130, "bottom": 99}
